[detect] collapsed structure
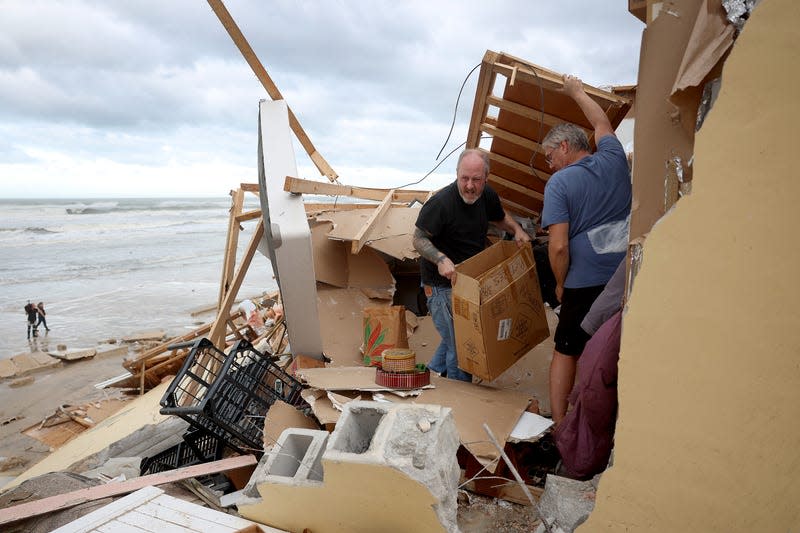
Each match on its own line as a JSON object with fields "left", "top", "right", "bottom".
{"left": 1, "top": 1, "right": 798, "bottom": 532}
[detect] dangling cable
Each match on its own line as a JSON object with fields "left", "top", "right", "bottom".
{"left": 435, "top": 63, "right": 481, "bottom": 161}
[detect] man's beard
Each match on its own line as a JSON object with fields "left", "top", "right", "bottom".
{"left": 458, "top": 191, "right": 479, "bottom": 205}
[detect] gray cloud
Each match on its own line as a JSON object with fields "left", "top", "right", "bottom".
{"left": 0, "top": 0, "right": 644, "bottom": 195}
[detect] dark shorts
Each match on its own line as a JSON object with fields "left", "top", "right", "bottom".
{"left": 554, "top": 285, "right": 606, "bottom": 356}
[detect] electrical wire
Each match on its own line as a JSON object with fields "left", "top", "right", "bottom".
{"left": 527, "top": 66, "right": 548, "bottom": 183}
{"left": 435, "top": 63, "right": 481, "bottom": 161}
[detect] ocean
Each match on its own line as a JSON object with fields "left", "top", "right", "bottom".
{"left": 0, "top": 197, "right": 277, "bottom": 360}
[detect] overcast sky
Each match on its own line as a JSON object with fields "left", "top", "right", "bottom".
{"left": 0, "top": 1, "right": 644, "bottom": 198}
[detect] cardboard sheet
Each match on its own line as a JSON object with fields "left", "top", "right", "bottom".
{"left": 317, "top": 286, "right": 391, "bottom": 365}
{"left": 263, "top": 400, "right": 320, "bottom": 450}
{"left": 296, "top": 367, "right": 532, "bottom": 471}
{"left": 318, "top": 208, "right": 419, "bottom": 260}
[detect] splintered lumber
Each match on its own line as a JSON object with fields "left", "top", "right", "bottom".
{"left": 209, "top": 219, "right": 265, "bottom": 349}
{"left": 219, "top": 188, "right": 245, "bottom": 310}
{"left": 284, "top": 176, "right": 430, "bottom": 204}
{"left": 0, "top": 455, "right": 258, "bottom": 527}
{"left": 351, "top": 189, "right": 395, "bottom": 254}
{"left": 235, "top": 209, "right": 262, "bottom": 223}
{"left": 207, "top": 0, "right": 337, "bottom": 181}
{"left": 122, "top": 321, "right": 214, "bottom": 372}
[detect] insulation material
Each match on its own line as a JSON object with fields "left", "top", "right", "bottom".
{"left": 586, "top": 0, "right": 800, "bottom": 529}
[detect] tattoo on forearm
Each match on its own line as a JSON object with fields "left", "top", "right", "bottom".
{"left": 413, "top": 228, "right": 445, "bottom": 264}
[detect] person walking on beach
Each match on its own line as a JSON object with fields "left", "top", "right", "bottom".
{"left": 36, "top": 301, "right": 50, "bottom": 332}
{"left": 24, "top": 301, "right": 38, "bottom": 339}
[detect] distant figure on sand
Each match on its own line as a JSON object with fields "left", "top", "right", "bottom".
{"left": 36, "top": 302, "right": 50, "bottom": 332}
{"left": 24, "top": 301, "right": 38, "bottom": 339}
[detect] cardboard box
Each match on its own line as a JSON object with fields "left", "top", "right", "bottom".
{"left": 452, "top": 240, "right": 549, "bottom": 380}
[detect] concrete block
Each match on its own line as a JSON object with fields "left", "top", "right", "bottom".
{"left": 243, "top": 428, "right": 328, "bottom": 499}
{"left": 324, "top": 401, "right": 461, "bottom": 532}
{"left": 536, "top": 474, "right": 599, "bottom": 533}
{"left": 239, "top": 401, "right": 461, "bottom": 533}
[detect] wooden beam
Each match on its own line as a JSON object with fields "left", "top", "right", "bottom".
{"left": 489, "top": 173, "right": 545, "bottom": 201}
{"left": 480, "top": 122, "right": 543, "bottom": 153}
{"left": 240, "top": 183, "right": 259, "bottom": 192}
{"left": 500, "top": 197, "right": 539, "bottom": 219}
{"left": 466, "top": 51, "right": 499, "bottom": 148}
{"left": 479, "top": 148, "right": 550, "bottom": 179}
{"left": 206, "top": 0, "right": 338, "bottom": 181}
{"left": 0, "top": 455, "right": 258, "bottom": 527}
{"left": 235, "top": 209, "right": 262, "bottom": 223}
{"left": 284, "top": 175, "right": 429, "bottom": 204}
{"left": 350, "top": 190, "right": 395, "bottom": 254}
{"left": 209, "top": 220, "right": 265, "bottom": 348}
{"left": 218, "top": 188, "right": 244, "bottom": 311}
{"left": 486, "top": 95, "right": 592, "bottom": 136}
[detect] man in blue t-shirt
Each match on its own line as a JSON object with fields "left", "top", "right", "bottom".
{"left": 414, "top": 149, "right": 530, "bottom": 382}
{"left": 540, "top": 74, "right": 632, "bottom": 424}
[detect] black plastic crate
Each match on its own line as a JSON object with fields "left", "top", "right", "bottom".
{"left": 140, "top": 428, "right": 226, "bottom": 475}
{"left": 159, "top": 338, "right": 305, "bottom": 454}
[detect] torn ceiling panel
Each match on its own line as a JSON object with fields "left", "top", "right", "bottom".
{"left": 467, "top": 50, "right": 632, "bottom": 220}
{"left": 317, "top": 207, "right": 419, "bottom": 260}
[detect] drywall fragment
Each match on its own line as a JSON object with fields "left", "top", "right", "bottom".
{"left": 534, "top": 474, "right": 599, "bottom": 533}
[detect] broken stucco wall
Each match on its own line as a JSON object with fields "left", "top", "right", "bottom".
{"left": 585, "top": 0, "right": 800, "bottom": 530}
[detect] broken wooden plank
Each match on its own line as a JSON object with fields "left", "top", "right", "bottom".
{"left": 350, "top": 189, "right": 395, "bottom": 254}
{"left": 206, "top": 0, "right": 337, "bottom": 181}
{"left": 284, "top": 176, "right": 429, "bottom": 204}
{"left": 235, "top": 208, "right": 262, "bottom": 223}
{"left": 209, "top": 219, "right": 265, "bottom": 348}
{"left": 219, "top": 188, "right": 245, "bottom": 311}
{"left": 0, "top": 455, "right": 259, "bottom": 527}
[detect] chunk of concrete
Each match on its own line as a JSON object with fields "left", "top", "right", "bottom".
{"left": 242, "top": 428, "right": 328, "bottom": 500}
{"left": 49, "top": 348, "right": 97, "bottom": 361}
{"left": 534, "top": 474, "right": 599, "bottom": 533}
{"left": 239, "top": 401, "right": 461, "bottom": 533}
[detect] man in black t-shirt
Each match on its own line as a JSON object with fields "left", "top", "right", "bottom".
{"left": 413, "top": 149, "right": 530, "bottom": 381}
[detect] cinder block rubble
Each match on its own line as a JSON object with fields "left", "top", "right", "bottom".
{"left": 238, "top": 401, "right": 461, "bottom": 532}
{"left": 534, "top": 474, "right": 600, "bottom": 533}
{"left": 243, "top": 428, "right": 328, "bottom": 498}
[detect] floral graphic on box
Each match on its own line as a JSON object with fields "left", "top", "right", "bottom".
{"left": 362, "top": 319, "right": 392, "bottom": 367}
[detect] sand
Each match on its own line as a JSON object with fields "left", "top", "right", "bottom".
{"left": 0, "top": 349, "right": 135, "bottom": 485}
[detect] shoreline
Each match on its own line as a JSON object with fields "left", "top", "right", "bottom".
{"left": 0, "top": 330, "right": 189, "bottom": 487}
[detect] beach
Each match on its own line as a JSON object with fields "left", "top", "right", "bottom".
{"left": 0, "top": 197, "right": 277, "bottom": 360}
{"left": 0, "top": 196, "right": 279, "bottom": 483}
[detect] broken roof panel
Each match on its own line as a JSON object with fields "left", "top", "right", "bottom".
{"left": 467, "top": 50, "right": 632, "bottom": 220}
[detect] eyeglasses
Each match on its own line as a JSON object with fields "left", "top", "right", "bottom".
{"left": 544, "top": 148, "right": 555, "bottom": 165}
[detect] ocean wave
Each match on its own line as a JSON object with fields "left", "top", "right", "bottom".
{"left": 65, "top": 198, "right": 229, "bottom": 215}
{"left": 0, "top": 226, "right": 60, "bottom": 234}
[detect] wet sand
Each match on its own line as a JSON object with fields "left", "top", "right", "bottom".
{"left": 0, "top": 347, "right": 137, "bottom": 485}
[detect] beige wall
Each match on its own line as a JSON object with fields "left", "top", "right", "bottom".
{"left": 585, "top": 0, "right": 800, "bottom": 530}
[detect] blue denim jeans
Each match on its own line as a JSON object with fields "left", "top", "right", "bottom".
{"left": 427, "top": 286, "right": 472, "bottom": 382}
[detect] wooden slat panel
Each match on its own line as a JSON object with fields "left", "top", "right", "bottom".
{"left": 480, "top": 122, "right": 543, "bottom": 153}
{"left": 0, "top": 456, "right": 258, "bottom": 527}
{"left": 489, "top": 173, "right": 544, "bottom": 201}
